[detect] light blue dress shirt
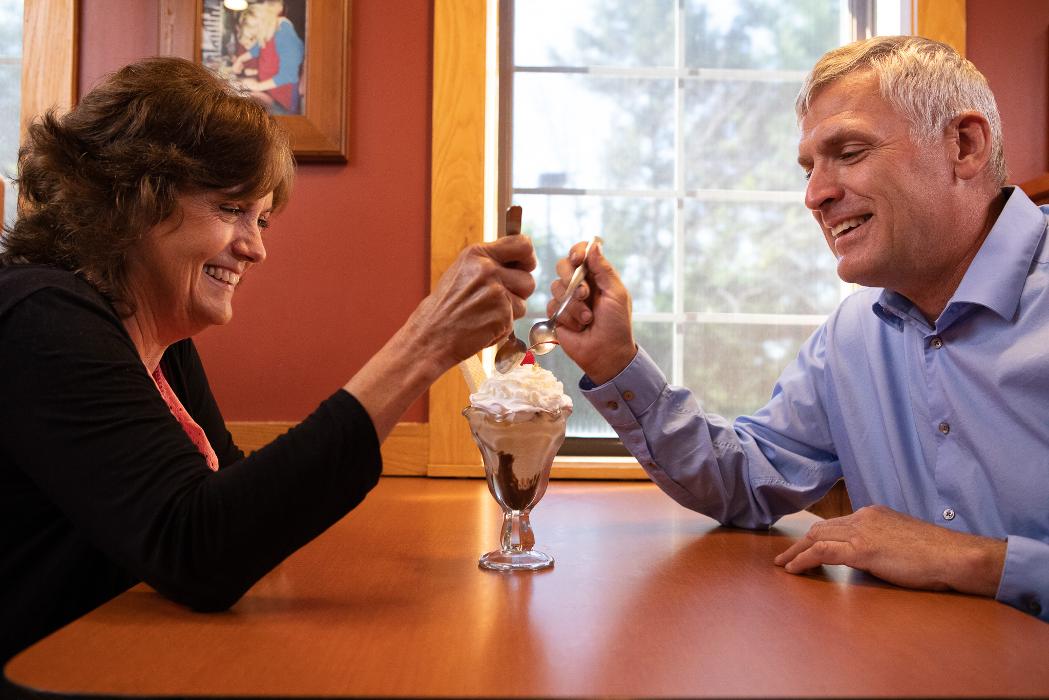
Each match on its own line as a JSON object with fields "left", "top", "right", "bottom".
{"left": 583, "top": 187, "right": 1049, "bottom": 621}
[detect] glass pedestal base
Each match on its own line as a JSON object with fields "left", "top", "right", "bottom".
{"left": 478, "top": 548, "right": 554, "bottom": 571}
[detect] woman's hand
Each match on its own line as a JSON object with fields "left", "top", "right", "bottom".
{"left": 547, "top": 241, "right": 636, "bottom": 385}
{"left": 411, "top": 235, "right": 537, "bottom": 366}
{"left": 343, "top": 235, "right": 536, "bottom": 440}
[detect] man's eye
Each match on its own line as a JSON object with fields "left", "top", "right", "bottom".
{"left": 802, "top": 170, "right": 812, "bottom": 181}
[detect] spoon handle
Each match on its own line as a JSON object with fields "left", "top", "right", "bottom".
{"left": 501, "top": 205, "right": 522, "bottom": 338}
{"left": 505, "top": 205, "right": 522, "bottom": 236}
{"left": 550, "top": 236, "right": 600, "bottom": 323}
{"left": 492, "top": 205, "right": 528, "bottom": 373}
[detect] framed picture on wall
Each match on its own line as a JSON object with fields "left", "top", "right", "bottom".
{"left": 159, "top": 0, "right": 350, "bottom": 162}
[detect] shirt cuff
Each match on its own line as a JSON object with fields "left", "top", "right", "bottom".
{"left": 996, "top": 535, "right": 1049, "bottom": 621}
{"left": 577, "top": 346, "right": 664, "bottom": 461}
{"left": 580, "top": 346, "right": 666, "bottom": 424}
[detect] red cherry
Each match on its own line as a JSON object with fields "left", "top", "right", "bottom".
{"left": 521, "top": 351, "right": 536, "bottom": 365}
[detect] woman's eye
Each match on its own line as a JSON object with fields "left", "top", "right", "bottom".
{"left": 220, "top": 205, "right": 244, "bottom": 216}
{"left": 257, "top": 218, "right": 271, "bottom": 230}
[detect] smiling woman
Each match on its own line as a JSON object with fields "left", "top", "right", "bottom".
{"left": 0, "top": 55, "right": 538, "bottom": 663}
{"left": 123, "top": 191, "right": 274, "bottom": 354}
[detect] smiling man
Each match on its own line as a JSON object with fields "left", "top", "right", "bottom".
{"left": 548, "top": 36, "right": 1048, "bottom": 621}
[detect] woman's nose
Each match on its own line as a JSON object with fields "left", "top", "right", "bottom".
{"left": 234, "top": 223, "right": 267, "bottom": 264}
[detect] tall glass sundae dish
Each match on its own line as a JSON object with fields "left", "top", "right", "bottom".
{"left": 464, "top": 354, "right": 572, "bottom": 571}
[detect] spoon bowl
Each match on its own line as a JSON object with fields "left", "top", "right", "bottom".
{"left": 494, "top": 332, "right": 527, "bottom": 373}
{"left": 526, "top": 320, "right": 558, "bottom": 355}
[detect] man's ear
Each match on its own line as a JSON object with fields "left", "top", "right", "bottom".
{"left": 948, "top": 111, "right": 993, "bottom": 181}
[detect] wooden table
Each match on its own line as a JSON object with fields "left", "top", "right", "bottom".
{"left": 6, "top": 477, "right": 1049, "bottom": 698}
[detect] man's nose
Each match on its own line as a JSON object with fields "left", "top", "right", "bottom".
{"left": 804, "top": 163, "right": 843, "bottom": 212}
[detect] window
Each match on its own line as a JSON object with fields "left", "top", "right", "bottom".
{"left": 499, "top": 0, "right": 905, "bottom": 442}
{"left": 429, "top": 1, "right": 956, "bottom": 477}
{"left": 0, "top": 0, "right": 23, "bottom": 226}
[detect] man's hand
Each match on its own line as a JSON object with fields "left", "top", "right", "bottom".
{"left": 547, "top": 240, "right": 636, "bottom": 384}
{"left": 774, "top": 505, "right": 1007, "bottom": 597}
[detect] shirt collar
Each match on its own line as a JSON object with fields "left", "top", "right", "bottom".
{"left": 874, "top": 186, "right": 1048, "bottom": 329}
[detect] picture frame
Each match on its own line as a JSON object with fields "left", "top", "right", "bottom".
{"left": 159, "top": 0, "right": 350, "bottom": 162}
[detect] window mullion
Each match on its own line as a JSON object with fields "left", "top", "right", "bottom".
{"left": 672, "top": 0, "right": 687, "bottom": 388}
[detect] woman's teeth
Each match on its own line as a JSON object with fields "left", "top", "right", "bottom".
{"left": 204, "top": 265, "right": 240, "bottom": 286}
{"left": 830, "top": 215, "right": 872, "bottom": 238}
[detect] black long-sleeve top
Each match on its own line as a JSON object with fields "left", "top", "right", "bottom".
{"left": 0, "top": 265, "right": 382, "bottom": 662}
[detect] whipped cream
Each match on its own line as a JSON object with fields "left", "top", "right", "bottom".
{"left": 470, "top": 362, "right": 573, "bottom": 420}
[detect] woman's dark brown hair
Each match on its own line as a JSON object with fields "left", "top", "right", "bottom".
{"left": 1, "top": 56, "right": 295, "bottom": 306}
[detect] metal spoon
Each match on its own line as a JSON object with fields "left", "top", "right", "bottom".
{"left": 493, "top": 206, "right": 528, "bottom": 374}
{"left": 528, "top": 235, "right": 601, "bottom": 355}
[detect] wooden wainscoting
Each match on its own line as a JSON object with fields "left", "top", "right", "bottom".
{"left": 228, "top": 419, "right": 853, "bottom": 518}
{"left": 227, "top": 421, "right": 429, "bottom": 476}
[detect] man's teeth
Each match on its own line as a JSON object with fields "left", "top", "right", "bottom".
{"left": 830, "top": 215, "right": 871, "bottom": 238}
{"left": 204, "top": 265, "right": 240, "bottom": 286}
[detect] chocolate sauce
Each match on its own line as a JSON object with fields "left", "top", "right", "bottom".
{"left": 493, "top": 451, "right": 541, "bottom": 511}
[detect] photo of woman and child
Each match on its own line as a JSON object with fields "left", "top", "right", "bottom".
{"left": 202, "top": 0, "right": 305, "bottom": 115}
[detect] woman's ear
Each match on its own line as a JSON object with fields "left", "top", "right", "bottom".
{"left": 949, "top": 112, "right": 993, "bottom": 181}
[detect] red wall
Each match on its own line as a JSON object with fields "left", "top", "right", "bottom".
{"left": 78, "top": 0, "right": 434, "bottom": 422}
{"left": 966, "top": 0, "right": 1049, "bottom": 184}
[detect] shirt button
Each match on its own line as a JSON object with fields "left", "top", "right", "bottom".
{"left": 622, "top": 390, "right": 635, "bottom": 401}
{"left": 1026, "top": 598, "right": 1043, "bottom": 616}
{"left": 930, "top": 336, "right": 943, "bottom": 349}
{"left": 942, "top": 508, "right": 956, "bottom": 521}
{"left": 938, "top": 421, "right": 951, "bottom": 435}
{"left": 606, "top": 401, "right": 619, "bottom": 410}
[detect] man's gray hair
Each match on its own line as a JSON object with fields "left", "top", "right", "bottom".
{"left": 796, "top": 35, "right": 1007, "bottom": 186}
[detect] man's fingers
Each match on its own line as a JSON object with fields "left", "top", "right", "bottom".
{"left": 774, "top": 517, "right": 856, "bottom": 566}
{"left": 545, "top": 276, "right": 591, "bottom": 331}
{"left": 584, "top": 240, "right": 625, "bottom": 294}
{"left": 773, "top": 538, "right": 812, "bottom": 566}
{"left": 781, "top": 539, "right": 854, "bottom": 574}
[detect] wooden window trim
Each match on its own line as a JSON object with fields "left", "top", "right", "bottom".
{"left": 20, "top": 0, "right": 78, "bottom": 144}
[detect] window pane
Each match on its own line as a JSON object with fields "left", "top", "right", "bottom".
{"left": 515, "top": 0, "right": 675, "bottom": 68}
{"left": 684, "top": 79, "right": 805, "bottom": 191}
{"left": 505, "top": 0, "right": 861, "bottom": 450}
{"left": 0, "top": 0, "right": 22, "bottom": 227}
{"left": 514, "top": 194, "right": 674, "bottom": 317}
{"left": 682, "top": 199, "right": 840, "bottom": 315}
{"left": 681, "top": 321, "right": 819, "bottom": 419}
{"left": 684, "top": 0, "right": 841, "bottom": 71}
{"left": 513, "top": 74, "right": 675, "bottom": 191}
{"left": 0, "top": 0, "right": 21, "bottom": 59}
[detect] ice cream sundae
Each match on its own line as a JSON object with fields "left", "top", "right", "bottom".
{"left": 464, "top": 354, "right": 572, "bottom": 570}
